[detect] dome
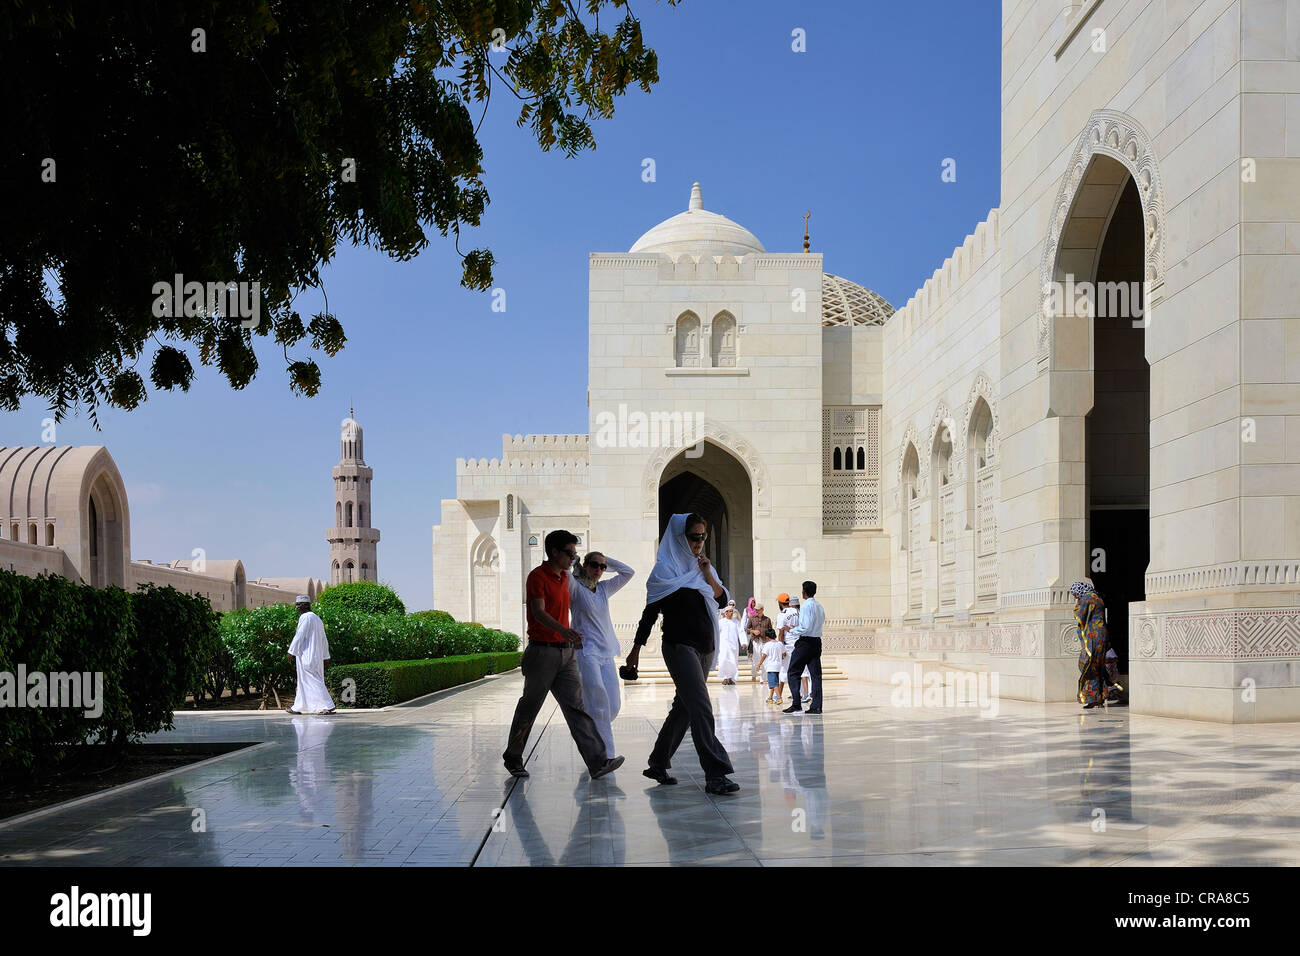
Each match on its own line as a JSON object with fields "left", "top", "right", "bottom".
{"left": 630, "top": 183, "right": 766, "bottom": 257}
{"left": 821, "top": 273, "right": 895, "bottom": 327}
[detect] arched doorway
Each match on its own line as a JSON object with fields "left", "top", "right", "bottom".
{"left": 1084, "top": 170, "right": 1148, "bottom": 663}
{"left": 657, "top": 441, "right": 753, "bottom": 604}
{"left": 1052, "top": 153, "right": 1151, "bottom": 665}
{"left": 471, "top": 534, "right": 501, "bottom": 628}
{"left": 86, "top": 472, "right": 127, "bottom": 589}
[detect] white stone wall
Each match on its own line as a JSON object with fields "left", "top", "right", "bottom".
{"left": 586, "top": 251, "right": 833, "bottom": 634}
{"left": 995, "top": 0, "right": 1300, "bottom": 717}
{"left": 882, "top": 213, "right": 1003, "bottom": 626}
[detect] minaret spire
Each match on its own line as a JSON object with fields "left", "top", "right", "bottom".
{"left": 802, "top": 211, "right": 811, "bottom": 253}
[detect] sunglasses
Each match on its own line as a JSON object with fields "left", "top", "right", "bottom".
{"left": 586, "top": 561, "right": 606, "bottom": 571}
{"left": 561, "top": 550, "right": 578, "bottom": 559}
{"left": 685, "top": 532, "right": 707, "bottom": 543}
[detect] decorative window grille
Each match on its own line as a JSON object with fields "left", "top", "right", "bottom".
{"left": 972, "top": 405, "right": 998, "bottom": 605}
{"left": 711, "top": 312, "right": 737, "bottom": 367}
{"left": 822, "top": 406, "right": 881, "bottom": 530}
{"left": 506, "top": 494, "right": 514, "bottom": 530}
{"left": 675, "top": 313, "right": 700, "bottom": 367}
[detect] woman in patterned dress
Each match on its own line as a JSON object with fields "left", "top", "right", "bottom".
{"left": 1072, "top": 581, "right": 1123, "bottom": 708}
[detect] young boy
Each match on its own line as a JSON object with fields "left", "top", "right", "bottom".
{"left": 760, "top": 631, "right": 784, "bottom": 703}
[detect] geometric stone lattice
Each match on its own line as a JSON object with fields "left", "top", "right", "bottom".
{"left": 1165, "top": 612, "right": 1236, "bottom": 659}
{"left": 822, "top": 405, "right": 881, "bottom": 530}
{"left": 1236, "top": 610, "right": 1300, "bottom": 658}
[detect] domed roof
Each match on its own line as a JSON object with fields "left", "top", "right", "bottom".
{"left": 821, "top": 273, "right": 894, "bottom": 327}
{"left": 630, "top": 183, "right": 766, "bottom": 257}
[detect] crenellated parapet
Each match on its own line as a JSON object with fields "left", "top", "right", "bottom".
{"left": 458, "top": 457, "right": 589, "bottom": 476}
{"left": 889, "top": 209, "right": 1000, "bottom": 332}
{"left": 502, "top": 433, "right": 589, "bottom": 460}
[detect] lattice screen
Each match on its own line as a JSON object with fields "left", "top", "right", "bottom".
{"left": 822, "top": 406, "right": 882, "bottom": 530}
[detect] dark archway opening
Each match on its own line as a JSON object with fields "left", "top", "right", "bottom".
{"left": 657, "top": 441, "right": 753, "bottom": 605}
{"left": 1085, "top": 174, "right": 1150, "bottom": 665}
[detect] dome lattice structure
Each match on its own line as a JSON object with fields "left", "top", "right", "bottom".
{"left": 821, "top": 272, "right": 894, "bottom": 327}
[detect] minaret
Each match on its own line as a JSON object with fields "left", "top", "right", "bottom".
{"left": 328, "top": 408, "right": 380, "bottom": 584}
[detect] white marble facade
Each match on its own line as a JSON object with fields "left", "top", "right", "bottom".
{"left": 433, "top": 0, "right": 1300, "bottom": 721}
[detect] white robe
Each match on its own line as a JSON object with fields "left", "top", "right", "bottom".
{"left": 289, "top": 611, "right": 335, "bottom": 713}
{"left": 716, "top": 616, "right": 744, "bottom": 681}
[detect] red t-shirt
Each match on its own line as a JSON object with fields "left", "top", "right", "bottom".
{"left": 525, "top": 563, "right": 569, "bottom": 644}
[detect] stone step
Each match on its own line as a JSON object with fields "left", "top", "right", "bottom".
{"left": 626, "top": 664, "right": 846, "bottom": 686}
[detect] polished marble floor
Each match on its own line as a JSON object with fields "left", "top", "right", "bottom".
{"left": 1, "top": 671, "right": 1298, "bottom": 866}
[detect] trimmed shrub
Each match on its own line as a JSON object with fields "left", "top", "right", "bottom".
{"left": 220, "top": 603, "right": 298, "bottom": 697}
{"left": 411, "top": 609, "right": 455, "bottom": 625}
{"left": 0, "top": 571, "right": 133, "bottom": 777}
{"left": 124, "top": 583, "right": 219, "bottom": 739}
{"left": 314, "top": 580, "right": 405, "bottom": 617}
{"left": 325, "top": 652, "right": 522, "bottom": 708}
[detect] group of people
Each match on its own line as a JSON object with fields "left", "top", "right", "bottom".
{"left": 501, "top": 513, "right": 827, "bottom": 796}
{"left": 712, "top": 590, "right": 825, "bottom": 713}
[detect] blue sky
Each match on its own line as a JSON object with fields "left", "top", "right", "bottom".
{"left": 2, "top": 0, "right": 1001, "bottom": 611}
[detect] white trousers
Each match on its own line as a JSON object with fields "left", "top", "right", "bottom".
{"left": 575, "top": 650, "right": 621, "bottom": 758}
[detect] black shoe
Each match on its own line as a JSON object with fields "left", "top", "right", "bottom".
{"left": 643, "top": 766, "right": 677, "bottom": 786}
{"left": 705, "top": 777, "right": 740, "bottom": 795}
{"left": 505, "top": 761, "right": 529, "bottom": 778}
{"left": 782, "top": 704, "right": 803, "bottom": 714}
{"left": 590, "top": 755, "right": 625, "bottom": 779}
{"left": 805, "top": 707, "right": 822, "bottom": 714}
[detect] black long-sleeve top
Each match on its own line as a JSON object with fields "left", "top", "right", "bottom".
{"left": 634, "top": 587, "right": 728, "bottom": 653}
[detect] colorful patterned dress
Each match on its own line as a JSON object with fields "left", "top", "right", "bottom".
{"left": 1076, "top": 592, "right": 1122, "bottom": 705}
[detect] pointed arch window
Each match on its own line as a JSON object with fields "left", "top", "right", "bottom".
{"left": 674, "top": 312, "right": 701, "bottom": 368}
{"left": 710, "top": 312, "right": 737, "bottom": 367}
{"left": 345, "top": 502, "right": 354, "bottom": 527}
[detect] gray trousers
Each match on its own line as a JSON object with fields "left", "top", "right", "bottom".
{"left": 504, "top": 642, "right": 609, "bottom": 773}
{"left": 649, "top": 642, "right": 734, "bottom": 779}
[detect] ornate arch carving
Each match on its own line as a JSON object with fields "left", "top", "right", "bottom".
{"left": 895, "top": 424, "right": 923, "bottom": 509}
{"left": 926, "top": 402, "right": 956, "bottom": 477}
{"left": 1038, "top": 109, "right": 1167, "bottom": 369}
{"left": 640, "top": 420, "right": 772, "bottom": 517}
{"left": 963, "top": 372, "right": 999, "bottom": 462}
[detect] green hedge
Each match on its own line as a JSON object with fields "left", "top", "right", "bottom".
{"left": 313, "top": 580, "right": 405, "bottom": 616}
{"left": 218, "top": 604, "right": 520, "bottom": 696}
{"left": 0, "top": 570, "right": 218, "bottom": 780}
{"left": 325, "top": 652, "right": 523, "bottom": 708}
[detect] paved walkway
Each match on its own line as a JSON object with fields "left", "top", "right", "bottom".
{"left": 2, "top": 671, "right": 1298, "bottom": 866}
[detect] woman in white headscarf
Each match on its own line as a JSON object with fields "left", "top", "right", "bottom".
{"left": 626, "top": 513, "right": 739, "bottom": 795}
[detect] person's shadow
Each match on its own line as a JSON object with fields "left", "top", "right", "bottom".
{"left": 505, "top": 777, "right": 627, "bottom": 866}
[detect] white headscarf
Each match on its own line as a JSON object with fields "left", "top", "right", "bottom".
{"left": 645, "top": 514, "right": 729, "bottom": 644}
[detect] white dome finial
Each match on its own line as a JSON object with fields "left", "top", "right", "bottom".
{"left": 689, "top": 182, "right": 703, "bottom": 211}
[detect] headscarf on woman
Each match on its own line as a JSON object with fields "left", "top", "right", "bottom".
{"left": 1072, "top": 581, "right": 1120, "bottom": 706}
{"left": 645, "top": 513, "right": 730, "bottom": 645}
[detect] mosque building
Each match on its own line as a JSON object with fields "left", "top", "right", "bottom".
{"left": 433, "top": 0, "right": 1300, "bottom": 723}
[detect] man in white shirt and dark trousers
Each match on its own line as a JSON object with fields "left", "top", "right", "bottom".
{"left": 783, "top": 580, "right": 826, "bottom": 714}
{"left": 568, "top": 551, "right": 636, "bottom": 758}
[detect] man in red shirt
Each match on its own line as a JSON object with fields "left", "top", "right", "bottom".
{"left": 503, "top": 529, "right": 625, "bottom": 780}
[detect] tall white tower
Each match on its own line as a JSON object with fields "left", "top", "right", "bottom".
{"left": 328, "top": 409, "right": 380, "bottom": 584}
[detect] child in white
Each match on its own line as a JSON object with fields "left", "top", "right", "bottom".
{"left": 760, "top": 633, "right": 784, "bottom": 704}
